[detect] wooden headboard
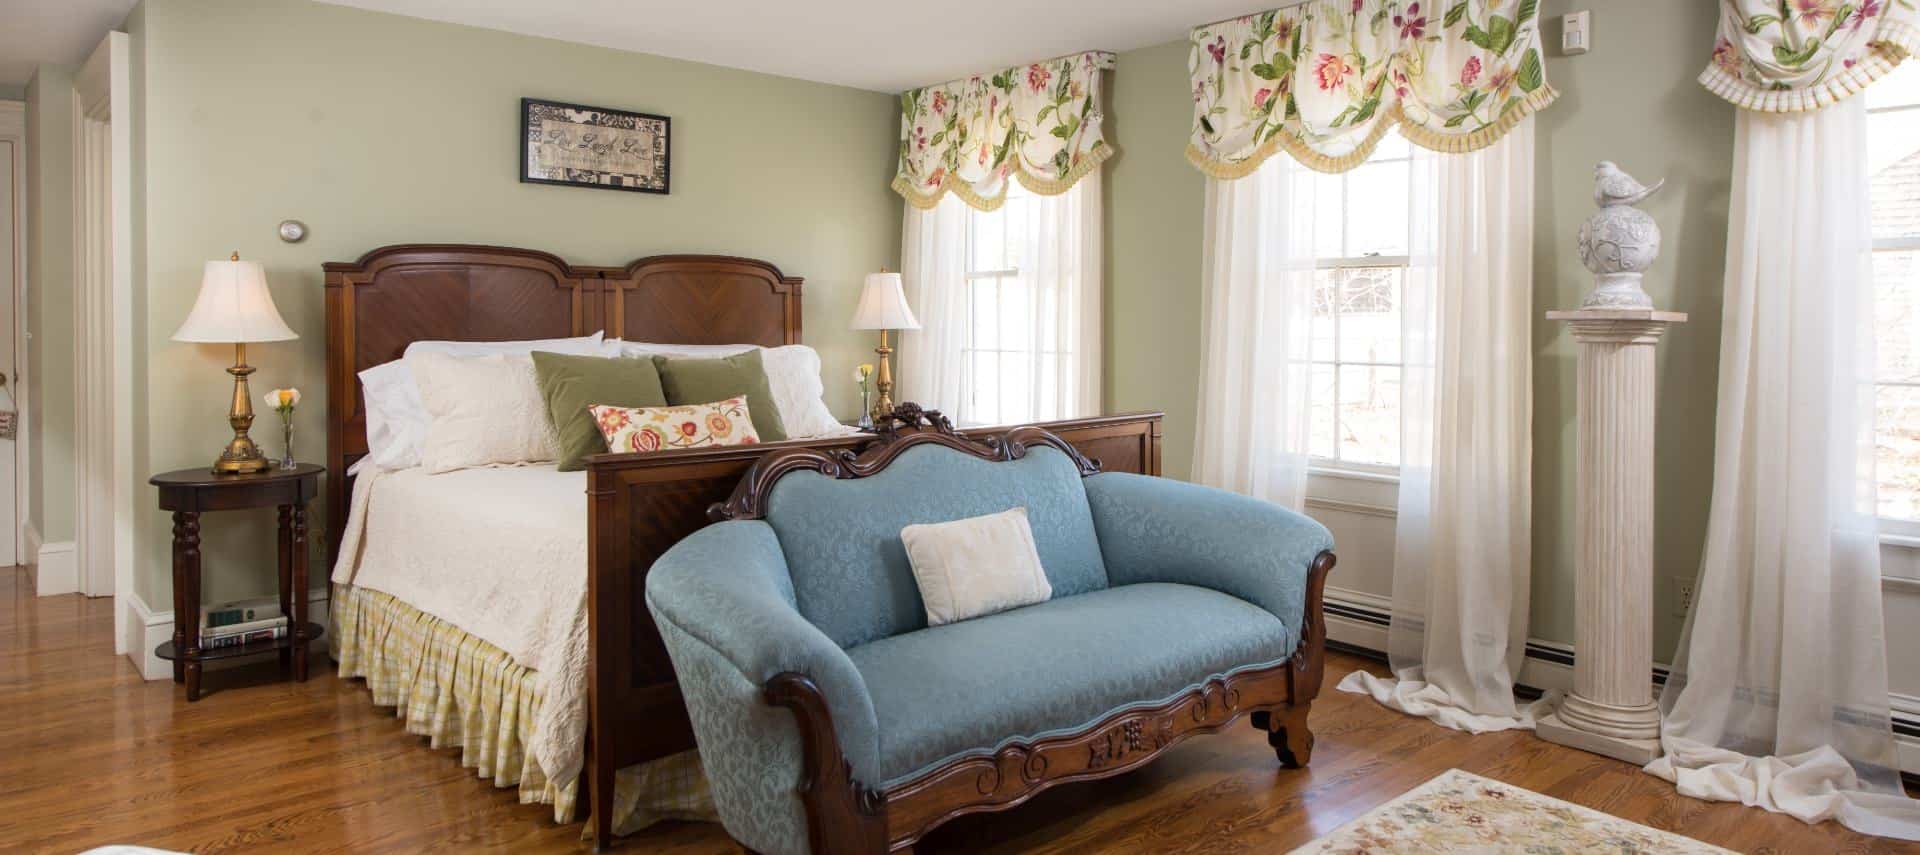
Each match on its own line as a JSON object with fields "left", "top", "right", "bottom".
{"left": 322, "top": 244, "right": 802, "bottom": 555}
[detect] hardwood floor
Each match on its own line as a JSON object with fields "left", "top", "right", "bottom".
{"left": 1, "top": 564, "right": 1911, "bottom": 854}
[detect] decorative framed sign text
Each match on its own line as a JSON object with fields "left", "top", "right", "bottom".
{"left": 520, "top": 98, "right": 670, "bottom": 194}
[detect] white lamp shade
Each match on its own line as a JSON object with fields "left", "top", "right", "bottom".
{"left": 172, "top": 258, "right": 298, "bottom": 343}
{"left": 850, "top": 271, "right": 921, "bottom": 331}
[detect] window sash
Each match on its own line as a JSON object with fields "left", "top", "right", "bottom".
{"left": 1311, "top": 260, "right": 1410, "bottom": 472}
{"left": 1868, "top": 113, "right": 1919, "bottom": 524}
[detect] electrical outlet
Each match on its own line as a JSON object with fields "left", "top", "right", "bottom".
{"left": 1562, "top": 10, "right": 1592, "bottom": 56}
{"left": 1674, "top": 577, "right": 1696, "bottom": 618}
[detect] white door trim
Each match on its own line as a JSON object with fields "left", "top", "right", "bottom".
{"left": 73, "top": 32, "right": 136, "bottom": 659}
{"left": 0, "top": 100, "right": 25, "bottom": 569}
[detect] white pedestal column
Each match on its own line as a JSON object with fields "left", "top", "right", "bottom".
{"left": 1536, "top": 308, "right": 1685, "bottom": 765}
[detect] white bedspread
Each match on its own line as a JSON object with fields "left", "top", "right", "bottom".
{"left": 331, "top": 465, "right": 592, "bottom": 787}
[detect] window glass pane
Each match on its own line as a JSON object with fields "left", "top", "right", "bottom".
{"left": 970, "top": 278, "right": 998, "bottom": 350}
{"left": 1311, "top": 363, "right": 1337, "bottom": 460}
{"left": 966, "top": 350, "right": 998, "bottom": 425}
{"left": 1338, "top": 364, "right": 1400, "bottom": 466}
{"left": 1004, "top": 195, "right": 1029, "bottom": 271}
{"left": 1869, "top": 111, "right": 1920, "bottom": 242}
{"left": 1311, "top": 269, "right": 1339, "bottom": 362}
{"left": 1346, "top": 160, "right": 1411, "bottom": 257}
{"left": 968, "top": 209, "right": 1005, "bottom": 272}
{"left": 1372, "top": 130, "right": 1411, "bottom": 161}
{"left": 1000, "top": 276, "right": 1033, "bottom": 353}
{"left": 1867, "top": 61, "right": 1920, "bottom": 111}
{"left": 1878, "top": 250, "right": 1920, "bottom": 384}
{"left": 1878, "top": 383, "right": 1920, "bottom": 522}
{"left": 1338, "top": 267, "right": 1403, "bottom": 364}
{"left": 1313, "top": 170, "right": 1346, "bottom": 259}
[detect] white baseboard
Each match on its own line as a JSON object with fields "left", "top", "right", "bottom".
{"left": 34, "top": 540, "right": 76, "bottom": 596}
{"left": 1322, "top": 588, "right": 1920, "bottom": 778}
{"left": 124, "top": 588, "right": 332, "bottom": 681}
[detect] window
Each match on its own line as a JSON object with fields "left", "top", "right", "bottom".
{"left": 962, "top": 185, "right": 1034, "bottom": 425}
{"left": 959, "top": 183, "right": 1090, "bottom": 426}
{"left": 1869, "top": 62, "right": 1920, "bottom": 524}
{"left": 1305, "top": 133, "right": 1416, "bottom": 472}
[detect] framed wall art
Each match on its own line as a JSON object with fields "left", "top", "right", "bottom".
{"left": 520, "top": 98, "right": 670, "bottom": 194}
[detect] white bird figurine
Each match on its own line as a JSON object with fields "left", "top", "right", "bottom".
{"left": 1593, "top": 161, "right": 1663, "bottom": 207}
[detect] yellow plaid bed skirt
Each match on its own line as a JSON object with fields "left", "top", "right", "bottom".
{"left": 330, "top": 584, "right": 716, "bottom": 837}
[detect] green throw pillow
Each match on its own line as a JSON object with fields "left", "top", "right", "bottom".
{"left": 653, "top": 350, "right": 789, "bottom": 442}
{"left": 530, "top": 351, "right": 669, "bottom": 470}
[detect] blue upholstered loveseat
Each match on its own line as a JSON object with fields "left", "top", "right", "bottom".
{"left": 645, "top": 422, "right": 1336, "bottom": 854}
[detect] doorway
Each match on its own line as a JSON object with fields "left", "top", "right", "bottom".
{"left": 0, "top": 101, "right": 23, "bottom": 571}
{"left": 71, "top": 32, "right": 135, "bottom": 658}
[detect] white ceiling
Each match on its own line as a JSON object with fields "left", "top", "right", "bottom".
{"left": 0, "top": 0, "right": 138, "bottom": 93}
{"left": 317, "top": 0, "right": 1265, "bottom": 92}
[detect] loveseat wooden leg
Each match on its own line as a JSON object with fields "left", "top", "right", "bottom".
{"left": 1263, "top": 701, "right": 1315, "bottom": 767}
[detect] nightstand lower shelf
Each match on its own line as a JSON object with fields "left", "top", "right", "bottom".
{"left": 156, "top": 622, "right": 325, "bottom": 663}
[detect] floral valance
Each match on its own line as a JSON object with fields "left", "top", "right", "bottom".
{"left": 893, "top": 51, "right": 1114, "bottom": 211}
{"left": 1189, "top": 1, "right": 1557, "bottom": 177}
{"left": 1703, "top": 0, "right": 1917, "bottom": 113}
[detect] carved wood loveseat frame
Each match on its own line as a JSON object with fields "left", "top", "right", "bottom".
{"left": 708, "top": 410, "right": 1337, "bottom": 854}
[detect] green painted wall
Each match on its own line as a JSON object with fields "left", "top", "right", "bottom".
{"left": 1105, "top": 0, "right": 1735, "bottom": 654}
{"left": 132, "top": 0, "right": 901, "bottom": 605}
{"left": 24, "top": 65, "right": 76, "bottom": 546}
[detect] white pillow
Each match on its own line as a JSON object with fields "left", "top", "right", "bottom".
{"left": 357, "top": 332, "right": 603, "bottom": 471}
{"left": 412, "top": 352, "right": 558, "bottom": 473}
{"left": 606, "top": 339, "right": 754, "bottom": 359}
{"left": 607, "top": 340, "right": 845, "bottom": 439}
{"left": 900, "top": 507, "right": 1052, "bottom": 626}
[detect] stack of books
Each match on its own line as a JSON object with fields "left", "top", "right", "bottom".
{"left": 200, "top": 598, "right": 290, "bottom": 650}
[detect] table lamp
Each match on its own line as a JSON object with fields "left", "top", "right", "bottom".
{"left": 172, "top": 252, "right": 298, "bottom": 474}
{"left": 850, "top": 269, "right": 920, "bottom": 423}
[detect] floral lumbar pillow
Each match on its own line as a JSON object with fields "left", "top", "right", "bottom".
{"left": 589, "top": 396, "right": 762, "bottom": 454}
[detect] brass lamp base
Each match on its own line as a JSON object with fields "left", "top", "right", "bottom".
{"left": 869, "top": 331, "right": 897, "bottom": 425}
{"left": 212, "top": 343, "right": 271, "bottom": 475}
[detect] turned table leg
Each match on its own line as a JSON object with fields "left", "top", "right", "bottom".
{"left": 173, "top": 511, "right": 203, "bottom": 701}
{"left": 277, "top": 505, "right": 294, "bottom": 673}
{"left": 290, "top": 502, "right": 310, "bottom": 682}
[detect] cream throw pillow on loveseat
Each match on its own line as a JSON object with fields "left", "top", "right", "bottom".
{"left": 900, "top": 507, "right": 1051, "bottom": 626}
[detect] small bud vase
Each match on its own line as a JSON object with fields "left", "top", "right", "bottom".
{"left": 279, "top": 419, "right": 297, "bottom": 470}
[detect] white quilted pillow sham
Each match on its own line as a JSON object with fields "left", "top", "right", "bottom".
{"left": 412, "top": 352, "right": 558, "bottom": 474}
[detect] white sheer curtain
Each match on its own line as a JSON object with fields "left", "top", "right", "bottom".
{"left": 1191, "top": 160, "right": 1320, "bottom": 509}
{"left": 897, "top": 177, "right": 1103, "bottom": 423}
{"left": 1645, "top": 98, "right": 1920, "bottom": 840}
{"left": 1337, "top": 118, "right": 1544, "bottom": 732}
{"left": 897, "top": 196, "right": 969, "bottom": 415}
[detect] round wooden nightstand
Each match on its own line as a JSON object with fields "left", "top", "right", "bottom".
{"left": 149, "top": 463, "right": 324, "bottom": 701}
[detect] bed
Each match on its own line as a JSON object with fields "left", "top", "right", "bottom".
{"left": 322, "top": 245, "right": 1165, "bottom": 845}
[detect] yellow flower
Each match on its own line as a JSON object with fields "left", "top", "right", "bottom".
{"left": 854, "top": 363, "right": 874, "bottom": 384}
{"left": 263, "top": 388, "right": 301, "bottom": 412}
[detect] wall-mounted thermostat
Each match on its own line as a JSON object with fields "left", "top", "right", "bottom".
{"left": 1563, "top": 11, "right": 1591, "bottom": 56}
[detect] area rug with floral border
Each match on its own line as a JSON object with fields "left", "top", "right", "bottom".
{"left": 1288, "top": 768, "right": 1733, "bottom": 854}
